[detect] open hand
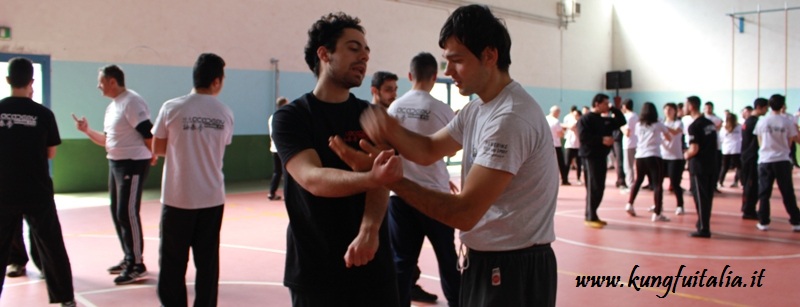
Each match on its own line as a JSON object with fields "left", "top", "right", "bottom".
{"left": 370, "top": 150, "right": 403, "bottom": 186}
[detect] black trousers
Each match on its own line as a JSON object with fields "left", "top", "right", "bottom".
{"left": 690, "top": 172, "right": 715, "bottom": 234}
{"left": 662, "top": 159, "right": 685, "bottom": 208}
{"left": 564, "top": 148, "right": 582, "bottom": 181}
{"left": 6, "top": 218, "right": 41, "bottom": 270}
{"left": 109, "top": 159, "right": 150, "bottom": 266}
{"left": 461, "top": 244, "right": 557, "bottom": 307}
{"left": 757, "top": 161, "right": 800, "bottom": 226}
{"left": 158, "top": 204, "right": 224, "bottom": 307}
{"left": 290, "top": 283, "right": 400, "bottom": 307}
{"left": 269, "top": 152, "right": 283, "bottom": 197}
{"left": 719, "top": 154, "right": 741, "bottom": 185}
{"left": 613, "top": 141, "right": 626, "bottom": 186}
{"left": 388, "top": 196, "right": 460, "bottom": 307}
{"left": 628, "top": 157, "right": 664, "bottom": 214}
{"left": 583, "top": 157, "right": 607, "bottom": 221}
{"left": 0, "top": 201, "right": 74, "bottom": 303}
{"left": 740, "top": 158, "right": 759, "bottom": 216}
{"left": 555, "top": 147, "right": 569, "bottom": 184}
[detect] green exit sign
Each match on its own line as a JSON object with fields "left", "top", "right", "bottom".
{"left": 0, "top": 27, "right": 10, "bottom": 40}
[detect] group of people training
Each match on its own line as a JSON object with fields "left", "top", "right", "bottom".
{"left": 2, "top": 4, "right": 562, "bottom": 307}
{"left": 1, "top": 53, "right": 233, "bottom": 307}
{"left": 549, "top": 94, "right": 800, "bottom": 238}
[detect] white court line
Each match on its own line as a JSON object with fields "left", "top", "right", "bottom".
{"left": 76, "top": 281, "right": 284, "bottom": 296}
{"left": 556, "top": 236, "right": 800, "bottom": 260}
{"left": 2, "top": 278, "right": 44, "bottom": 287}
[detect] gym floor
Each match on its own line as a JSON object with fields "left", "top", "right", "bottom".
{"left": 2, "top": 169, "right": 799, "bottom": 307}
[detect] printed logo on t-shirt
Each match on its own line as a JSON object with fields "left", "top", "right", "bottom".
{"left": 704, "top": 125, "right": 716, "bottom": 136}
{"left": 394, "top": 107, "right": 430, "bottom": 121}
{"left": 342, "top": 130, "right": 369, "bottom": 143}
{"left": 0, "top": 113, "right": 37, "bottom": 128}
{"left": 482, "top": 141, "right": 509, "bottom": 159}
{"left": 766, "top": 125, "right": 787, "bottom": 134}
{"left": 182, "top": 116, "right": 225, "bottom": 131}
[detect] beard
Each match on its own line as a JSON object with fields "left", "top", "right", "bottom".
{"left": 328, "top": 61, "right": 365, "bottom": 89}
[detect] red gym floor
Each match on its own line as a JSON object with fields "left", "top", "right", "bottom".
{"left": 2, "top": 169, "right": 799, "bottom": 307}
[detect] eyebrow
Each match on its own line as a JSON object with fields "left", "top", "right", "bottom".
{"left": 345, "top": 40, "right": 370, "bottom": 52}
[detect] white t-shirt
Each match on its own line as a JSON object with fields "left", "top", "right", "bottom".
{"left": 719, "top": 125, "right": 742, "bottom": 155}
{"left": 563, "top": 114, "right": 580, "bottom": 149}
{"left": 622, "top": 112, "right": 638, "bottom": 149}
{"left": 388, "top": 90, "right": 454, "bottom": 193}
{"left": 546, "top": 115, "right": 562, "bottom": 147}
{"left": 446, "top": 81, "right": 557, "bottom": 251}
{"left": 634, "top": 122, "right": 668, "bottom": 158}
{"left": 754, "top": 113, "right": 797, "bottom": 164}
{"left": 660, "top": 119, "right": 684, "bottom": 160}
{"left": 152, "top": 93, "right": 234, "bottom": 209}
{"left": 681, "top": 115, "right": 695, "bottom": 148}
{"left": 104, "top": 90, "right": 152, "bottom": 160}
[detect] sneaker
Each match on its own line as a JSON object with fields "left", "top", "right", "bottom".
{"left": 648, "top": 206, "right": 655, "bottom": 212}
{"left": 730, "top": 183, "right": 739, "bottom": 188}
{"left": 410, "top": 284, "right": 438, "bottom": 303}
{"left": 689, "top": 231, "right": 711, "bottom": 238}
{"left": 114, "top": 264, "right": 147, "bottom": 285}
{"left": 61, "top": 300, "right": 77, "bottom": 307}
{"left": 651, "top": 214, "right": 670, "bottom": 222}
{"left": 756, "top": 223, "right": 769, "bottom": 231}
{"left": 561, "top": 181, "right": 572, "bottom": 186}
{"left": 107, "top": 261, "right": 127, "bottom": 275}
{"left": 792, "top": 225, "right": 800, "bottom": 232}
{"left": 6, "top": 264, "right": 26, "bottom": 277}
{"left": 675, "top": 207, "right": 685, "bottom": 215}
{"left": 584, "top": 220, "right": 605, "bottom": 228}
{"left": 717, "top": 182, "right": 723, "bottom": 189}
{"left": 625, "top": 203, "right": 636, "bottom": 217}
{"left": 267, "top": 194, "right": 282, "bottom": 200}
{"left": 576, "top": 180, "right": 583, "bottom": 185}
{"left": 619, "top": 188, "right": 630, "bottom": 194}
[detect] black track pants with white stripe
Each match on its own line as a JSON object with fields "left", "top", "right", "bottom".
{"left": 109, "top": 159, "right": 150, "bottom": 266}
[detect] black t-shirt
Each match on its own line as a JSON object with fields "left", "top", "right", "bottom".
{"left": 687, "top": 116, "right": 718, "bottom": 176}
{"left": 578, "top": 108, "right": 626, "bottom": 158}
{"left": 271, "top": 92, "right": 395, "bottom": 292}
{"left": 741, "top": 116, "right": 760, "bottom": 163}
{"left": 0, "top": 97, "right": 61, "bottom": 207}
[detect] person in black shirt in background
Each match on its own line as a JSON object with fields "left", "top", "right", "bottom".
{"left": 740, "top": 98, "right": 768, "bottom": 220}
{"left": 684, "top": 96, "right": 718, "bottom": 238}
{"left": 578, "top": 93, "right": 626, "bottom": 228}
{"left": 0, "top": 57, "right": 76, "bottom": 307}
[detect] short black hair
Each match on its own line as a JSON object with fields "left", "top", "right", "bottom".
{"left": 744, "top": 106, "right": 754, "bottom": 111}
{"left": 622, "top": 99, "right": 633, "bottom": 111}
{"left": 677, "top": 102, "right": 684, "bottom": 109}
{"left": 686, "top": 96, "right": 701, "bottom": 111}
{"left": 438, "top": 4, "right": 511, "bottom": 72}
{"left": 639, "top": 102, "right": 658, "bottom": 125}
{"left": 410, "top": 52, "right": 438, "bottom": 81}
{"left": 592, "top": 93, "right": 609, "bottom": 107}
{"left": 664, "top": 102, "right": 677, "bottom": 115}
{"left": 304, "top": 12, "right": 364, "bottom": 77}
{"left": 768, "top": 94, "right": 785, "bottom": 111}
{"left": 753, "top": 97, "right": 768, "bottom": 109}
{"left": 100, "top": 65, "right": 125, "bottom": 87}
{"left": 371, "top": 71, "right": 398, "bottom": 89}
{"left": 7, "top": 57, "right": 33, "bottom": 88}
{"left": 704, "top": 101, "right": 714, "bottom": 109}
{"left": 193, "top": 53, "right": 225, "bottom": 89}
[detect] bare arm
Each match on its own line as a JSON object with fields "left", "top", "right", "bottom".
{"left": 153, "top": 138, "right": 168, "bottom": 157}
{"left": 72, "top": 114, "right": 106, "bottom": 147}
{"left": 47, "top": 146, "right": 57, "bottom": 159}
{"left": 344, "top": 187, "right": 389, "bottom": 268}
{"left": 684, "top": 143, "right": 699, "bottom": 160}
{"left": 388, "top": 164, "right": 513, "bottom": 231}
{"left": 285, "top": 148, "right": 400, "bottom": 198}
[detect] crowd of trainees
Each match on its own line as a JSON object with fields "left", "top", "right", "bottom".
{"left": 545, "top": 95, "right": 800, "bottom": 236}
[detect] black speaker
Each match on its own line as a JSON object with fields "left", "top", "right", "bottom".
{"left": 605, "top": 70, "right": 632, "bottom": 90}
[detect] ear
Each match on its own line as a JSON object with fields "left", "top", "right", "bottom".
{"left": 317, "top": 46, "right": 330, "bottom": 64}
{"left": 371, "top": 86, "right": 378, "bottom": 96}
{"left": 481, "top": 47, "right": 498, "bottom": 67}
{"left": 407, "top": 72, "right": 413, "bottom": 82}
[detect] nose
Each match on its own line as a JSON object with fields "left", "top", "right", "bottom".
{"left": 443, "top": 61, "right": 454, "bottom": 77}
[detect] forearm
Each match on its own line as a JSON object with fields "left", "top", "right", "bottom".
{"left": 386, "top": 128, "right": 446, "bottom": 166}
{"left": 82, "top": 128, "right": 106, "bottom": 146}
{"left": 360, "top": 187, "right": 389, "bottom": 233}
{"left": 299, "top": 167, "right": 380, "bottom": 198}
{"left": 389, "top": 178, "right": 478, "bottom": 231}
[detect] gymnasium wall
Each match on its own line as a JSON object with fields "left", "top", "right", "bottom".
{"left": 611, "top": 0, "right": 800, "bottom": 113}
{"left": 0, "top": 0, "right": 615, "bottom": 192}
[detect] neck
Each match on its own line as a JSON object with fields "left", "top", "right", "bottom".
{"left": 109, "top": 87, "right": 126, "bottom": 98}
{"left": 10, "top": 87, "right": 32, "bottom": 98}
{"left": 313, "top": 74, "right": 351, "bottom": 103}
{"left": 193, "top": 88, "right": 215, "bottom": 95}
{"left": 411, "top": 80, "right": 434, "bottom": 92}
{"left": 691, "top": 111, "right": 702, "bottom": 119}
{"left": 476, "top": 71, "right": 512, "bottom": 103}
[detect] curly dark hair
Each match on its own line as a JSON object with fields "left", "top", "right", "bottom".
{"left": 438, "top": 5, "right": 511, "bottom": 72}
{"left": 304, "top": 12, "right": 364, "bottom": 77}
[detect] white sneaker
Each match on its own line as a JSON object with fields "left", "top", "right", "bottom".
{"left": 625, "top": 203, "right": 636, "bottom": 217}
{"left": 652, "top": 214, "right": 670, "bottom": 222}
{"left": 793, "top": 225, "right": 800, "bottom": 232}
{"left": 756, "top": 223, "right": 769, "bottom": 231}
{"left": 620, "top": 188, "right": 630, "bottom": 194}
{"left": 647, "top": 205, "right": 655, "bottom": 212}
{"left": 717, "top": 182, "right": 723, "bottom": 189}
{"left": 675, "top": 207, "right": 685, "bottom": 215}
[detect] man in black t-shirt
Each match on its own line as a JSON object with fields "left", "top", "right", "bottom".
{"left": 684, "top": 96, "right": 718, "bottom": 238}
{"left": 740, "top": 98, "right": 768, "bottom": 219}
{"left": 0, "top": 57, "right": 76, "bottom": 306}
{"left": 270, "top": 13, "right": 401, "bottom": 306}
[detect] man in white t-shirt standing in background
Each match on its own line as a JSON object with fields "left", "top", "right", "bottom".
{"left": 73, "top": 64, "right": 156, "bottom": 285}
{"left": 385, "top": 51, "right": 460, "bottom": 307}
{"left": 620, "top": 99, "right": 638, "bottom": 192}
{"left": 752, "top": 94, "right": 800, "bottom": 232}
{"left": 547, "top": 105, "right": 570, "bottom": 185}
{"left": 152, "top": 53, "right": 234, "bottom": 306}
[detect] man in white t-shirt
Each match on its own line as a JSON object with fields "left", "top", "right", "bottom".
{"left": 336, "top": 5, "right": 558, "bottom": 306}
{"left": 72, "top": 65, "right": 155, "bottom": 285}
{"left": 385, "top": 52, "right": 460, "bottom": 307}
{"left": 547, "top": 105, "right": 570, "bottom": 185}
{"left": 620, "top": 99, "right": 638, "bottom": 191}
{"left": 268, "top": 96, "right": 289, "bottom": 200}
{"left": 752, "top": 94, "right": 800, "bottom": 232}
{"left": 152, "top": 53, "right": 234, "bottom": 306}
